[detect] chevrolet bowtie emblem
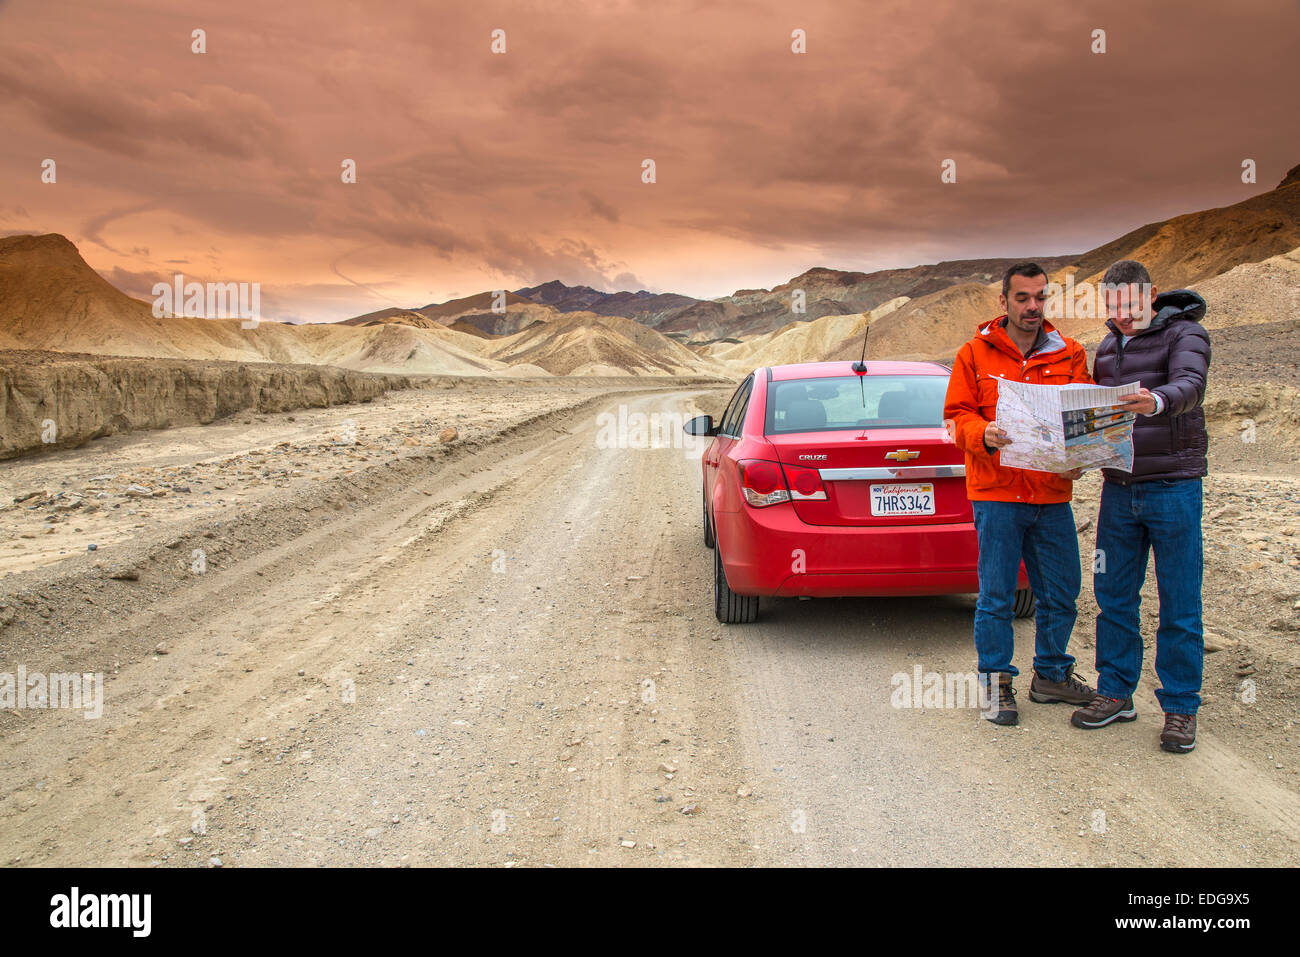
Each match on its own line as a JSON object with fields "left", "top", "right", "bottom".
{"left": 885, "top": 449, "right": 920, "bottom": 461}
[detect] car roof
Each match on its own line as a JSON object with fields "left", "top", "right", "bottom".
{"left": 765, "top": 360, "right": 950, "bottom": 381}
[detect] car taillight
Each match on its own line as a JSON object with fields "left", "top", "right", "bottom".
{"left": 738, "top": 460, "right": 829, "bottom": 507}
{"left": 781, "top": 463, "right": 828, "bottom": 501}
{"left": 739, "top": 460, "right": 790, "bottom": 507}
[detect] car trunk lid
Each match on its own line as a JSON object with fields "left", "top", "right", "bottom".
{"left": 767, "top": 427, "right": 970, "bottom": 526}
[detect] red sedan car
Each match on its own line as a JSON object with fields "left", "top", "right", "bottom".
{"left": 685, "top": 360, "right": 1034, "bottom": 623}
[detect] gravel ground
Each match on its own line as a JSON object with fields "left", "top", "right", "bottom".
{"left": 2, "top": 378, "right": 1297, "bottom": 866}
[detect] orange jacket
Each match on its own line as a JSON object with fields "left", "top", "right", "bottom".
{"left": 943, "top": 316, "right": 1093, "bottom": 504}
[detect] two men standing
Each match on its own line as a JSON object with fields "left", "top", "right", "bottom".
{"left": 944, "top": 260, "right": 1210, "bottom": 752}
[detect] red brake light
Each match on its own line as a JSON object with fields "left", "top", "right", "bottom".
{"left": 743, "top": 461, "right": 782, "bottom": 495}
{"left": 781, "top": 463, "right": 828, "bottom": 501}
{"left": 739, "top": 460, "right": 790, "bottom": 507}
{"left": 738, "top": 460, "right": 829, "bottom": 506}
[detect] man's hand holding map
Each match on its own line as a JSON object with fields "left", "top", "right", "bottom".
{"left": 994, "top": 379, "right": 1142, "bottom": 473}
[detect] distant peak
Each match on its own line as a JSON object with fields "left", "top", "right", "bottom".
{"left": 0, "top": 232, "right": 80, "bottom": 254}
{"left": 1279, "top": 163, "right": 1300, "bottom": 190}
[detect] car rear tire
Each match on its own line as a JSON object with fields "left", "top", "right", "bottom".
{"left": 714, "top": 541, "right": 758, "bottom": 624}
{"left": 703, "top": 488, "right": 715, "bottom": 549}
{"left": 1013, "top": 587, "right": 1036, "bottom": 619}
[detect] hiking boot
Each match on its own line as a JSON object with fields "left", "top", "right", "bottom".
{"left": 980, "top": 672, "right": 1018, "bottom": 726}
{"left": 1029, "top": 664, "right": 1096, "bottom": 705}
{"left": 1071, "top": 694, "right": 1137, "bottom": 729}
{"left": 1160, "top": 713, "right": 1196, "bottom": 753}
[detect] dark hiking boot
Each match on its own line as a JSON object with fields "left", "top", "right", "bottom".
{"left": 980, "top": 672, "right": 1018, "bottom": 726}
{"left": 1029, "top": 665, "right": 1096, "bottom": 705}
{"left": 1071, "top": 694, "right": 1137, "bottom": 729}
{"left": 1160, "top": 713, "right": 1197, "bottom": 753}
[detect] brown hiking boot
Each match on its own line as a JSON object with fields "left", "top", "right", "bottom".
{"left": 1071, "top": 694, "right": 1137, "bottom": 729}
{"left": 1160, "top": 713, "right": 1197, "bottom": 753}
{"left": 1029, "top": 664, "right": 1096, "bottom": 706}
{"left": 980, "top": 672, "right": 1018, "bottom": 726}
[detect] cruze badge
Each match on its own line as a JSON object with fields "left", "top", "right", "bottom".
{"left": 885, "top": 450, "right": 920, "bottom": 461}
{"left": 798, "top": 454, "right": 827, "bottom": 461}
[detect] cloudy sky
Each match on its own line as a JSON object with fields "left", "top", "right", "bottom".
{"left": 1, "top": 0, "right": 1297, "bottom": 322}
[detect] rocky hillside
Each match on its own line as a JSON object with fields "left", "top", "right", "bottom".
{"left": 0, "top": 350, "right": 419, "bottom": 459}
{"left": 513, "top": 280, "right": 701, "bottom": 326}
{"left": 1064, "top": 165, "right": 1300, "bottom": 290}
{"left": 504, "top": 257, "right": 1076, "bottom": 342}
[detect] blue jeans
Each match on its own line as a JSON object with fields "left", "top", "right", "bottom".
{"left": 1093, "top": 478, "right": 1204, "bottom": 715}
{"left": 971, "top": 500, "right": 1081, "bottom": 681}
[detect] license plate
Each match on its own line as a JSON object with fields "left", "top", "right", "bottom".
{"left": 870, "top": 483, "right": 935, "bottom": 517}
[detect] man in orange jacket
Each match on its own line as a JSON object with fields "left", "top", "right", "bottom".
{"left": 943, "top": 262, "right": 1097, "bottom": 725}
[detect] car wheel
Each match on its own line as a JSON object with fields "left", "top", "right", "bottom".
{"left": 703, "top": 488, "right": 715, "bottom": 549}
{"left": 714, "top": 540, "right": 758, "bottom": 624}
{"left": 1012, "top": 587, "right": 1036, "bottom": 619}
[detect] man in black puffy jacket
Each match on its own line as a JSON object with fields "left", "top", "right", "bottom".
{"left": 1069, "top": 260, "right": 1210, "bottom": 754}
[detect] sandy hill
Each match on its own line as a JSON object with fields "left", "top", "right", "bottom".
{"left": 484, "top": 311, "right": 716, "bottom": 377}
{"left": 1192, "top": 245, "right": 1300, "bottom": 327}
{"left": 707, "top": 297, "right": 910, "bottom": 372}
{"left": 340, "top": 306, "right": 420, "bottom": 326}
{"left": 344, "top": 289, "right": 724, "bottom": 376}
{"left": 830, "top": 284, "right": 1002, "bottom": 362}
{"left": 0, "top": 234, "right": 326, "bottom": 365}
{"left": 325, "top": 321, "right": 508, "bottom": 376}
{"left": 506, "top": 258, "right": 1074, "bottom": 343}
{"left": 656, "top": 257, "right": 1076, "bottom": 342}
{"left": 0, "top": 234, "right": 505, "bottom": 374}
{"left": 341, "top": 307, "right": 443, "bottom": 328}
{"left": 704, "top": 167, "right": 1300, "bottom": 366}
{"left": 700, "top": 281, "right": 1002, "bottom": 368}
{"left": 340, "top": 291, "right": 554, "bottom": 334}
{"left": 743, "top": 241, "right": 1300, "bottom": 367}
{"left": 449, "top": 311, "right": 547, "bottom": 337}
{"left": 0, "top": 234, "right": 724, "bottom": 379}
{"left": 414, "top": 290, "right": 538, "bottom": 321}
{"left": 447, "top": 318, "right": 502, "bottom": 339}
{"left": 701, "top": 258, "right": 1075, "bottom": 339}
{"left": 402, "top": 292, "right": 559, "bottom": 335}
{"left": 1065, "top": 164, "right": 1300, "bottom": 291}
{"left": 1071, "top": 245, "right": 1300, "bottom": 348}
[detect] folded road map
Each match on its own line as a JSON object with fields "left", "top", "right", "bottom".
{"left": 995, "top": 379, "right": 1142, "bottom": 473}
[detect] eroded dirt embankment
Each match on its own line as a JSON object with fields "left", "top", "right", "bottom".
{"left": 0, "top": 350, "right": 418, "bottom": 460}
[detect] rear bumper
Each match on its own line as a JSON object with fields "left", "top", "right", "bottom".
{"left": 717, "top": 501, "right": 1027, "bottom": 598}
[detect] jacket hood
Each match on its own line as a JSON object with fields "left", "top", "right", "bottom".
{"left": 1106, "top": 289, "right": 1207, "bottom": 338}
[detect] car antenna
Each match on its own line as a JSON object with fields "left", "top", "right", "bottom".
{"left": 850, "top": 315, "right": 869, "bottom": 405}
{"left": 851, "top": 314, "right": 869, "bottom": 374}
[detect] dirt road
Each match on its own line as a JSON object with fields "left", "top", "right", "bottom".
{"left": 2, "top": 382, "right": 1298, "bottom": 866}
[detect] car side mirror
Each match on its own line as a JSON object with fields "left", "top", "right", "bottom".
{"left": 683, "top": 414, "right": 718, "bottom": 437}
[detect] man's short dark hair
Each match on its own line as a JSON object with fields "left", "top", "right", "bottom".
{"left": 1101, "top": 259, "right": 1152, "bottom": 287}
{"left": 1001, "top": 262, "right": 1047, "bottom": 297}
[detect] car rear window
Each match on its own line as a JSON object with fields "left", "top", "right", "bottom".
{"left": 764, "top": 374, "right": 950, "bottom": 434}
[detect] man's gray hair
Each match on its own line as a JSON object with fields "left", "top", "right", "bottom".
{"left": 1101, "top": 259, "right": 1151, "bottom": 287}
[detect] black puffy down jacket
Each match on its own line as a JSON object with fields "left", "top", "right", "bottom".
{"left": 1092, "top": 290, "right": 1211, "bottom": 483}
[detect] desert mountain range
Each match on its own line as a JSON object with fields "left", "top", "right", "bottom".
{"left": 2, "top": 163, "right": 1297, "bottom": 377}
{"left": 0, "top": 236, "right": 716, "bottom": 378}
{"left": 708, "top": 162, "right": 1300, "bottom": 369}
{"left": 510, "top": 258, "right": 1075, "bottom": 342}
